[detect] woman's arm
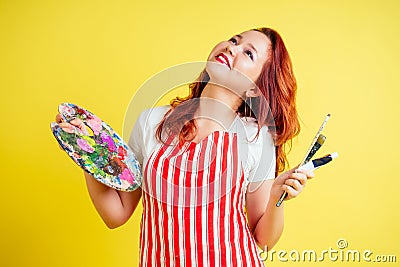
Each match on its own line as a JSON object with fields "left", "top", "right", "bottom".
{"left": 55, "top": 114, "right": 142, "bottom": 229}
{"left": 246, "top": 179, "right": 283, "bottom": 251}
{"left": 246, "top": 168, "right": 312, "bottom": 250}
{"left": 84, "top": 171, "right": 142, "bottom": 229}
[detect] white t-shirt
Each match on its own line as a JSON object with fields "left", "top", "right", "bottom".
{"left": 128, "top": 105, "right": 276, "bottom": 183}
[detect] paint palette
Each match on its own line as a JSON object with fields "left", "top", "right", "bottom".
{"left": 50, "top": 103, "right": 142, "bottom": 192}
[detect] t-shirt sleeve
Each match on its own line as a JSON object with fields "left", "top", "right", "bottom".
{"left": 247, "top": 126, "right": 276, "bottom": 182}
{"left": 128, "top": 110, "right": 146, "bottom": 167}
{"left": 127, "top": 105, "right": 170, "bottom": 167}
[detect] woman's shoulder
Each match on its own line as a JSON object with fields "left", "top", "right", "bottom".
{"left": 235, "top": 116, "right": 274, "bottom": 145}
{"left": 129, "top": 105, "right": 171, "bottom": 163}
{"left": 138, "top": 105, "right": 171, "bottom": 128}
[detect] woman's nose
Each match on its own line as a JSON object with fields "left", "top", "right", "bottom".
{"left": 226, "top": 45, "right": 237, "bottom": 56}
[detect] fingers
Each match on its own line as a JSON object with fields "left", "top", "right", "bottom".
{"left": 54, "top": 113, "right": 75, "bottom": 133}
{"left": 55, "top": 113, "right": 82, "bottom": 127}
{"left": 55, "top": 113, "right": 64, "bottom": 123}
{"left": 54, "top": 114, "right": 89, "bottom": 135}
{"left": 281, "top": 171, "right": 310, "bottom": 200}
{"left": 58, "top": 122, "right": 75, "bottom": 133}
{"left": 70, "top": 118, "right": 89, "bottom": 135}
{"left": 296, "top": 168, "right": 315, "bottom": 179}
{"left": 291, "top": 172, "right": 308, "bottom": 186}
{"left": 282, "top": 184, "right": 300, "bottom": 198}
{"left": 274, "top": 164, "right": 316, "bottom": 202}
{"left": 285, "top": 178, "right": 303, "bottom": 191}
{"left": 69, "top": 118, "right": 83, "bottom": 127}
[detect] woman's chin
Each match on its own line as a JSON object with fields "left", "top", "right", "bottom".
{"left": 205, "top": 61, "right": 255, "bottom": 95}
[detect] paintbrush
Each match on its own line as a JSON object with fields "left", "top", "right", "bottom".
{"left": 275, "top": 114, "right": 330, "bottom": 207}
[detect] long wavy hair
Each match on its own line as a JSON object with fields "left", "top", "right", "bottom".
{"left": 156, "top": 27, "right": 300, "bottom": 175}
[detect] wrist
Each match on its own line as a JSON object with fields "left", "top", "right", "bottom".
{"left": 269, "top": 183, "right": 284, "bottom": 205}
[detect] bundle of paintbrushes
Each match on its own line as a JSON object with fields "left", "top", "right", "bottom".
{"left": 276, "top": 114, "right": 338, "bottom": 207}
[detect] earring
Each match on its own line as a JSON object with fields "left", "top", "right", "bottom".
{"left": 244, "top": 96, "right": 248, "bottom": 122}
{"left": 249, "top": 97, "right": 253, "bottom": 118}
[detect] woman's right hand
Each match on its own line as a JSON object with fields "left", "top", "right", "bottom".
{"left": 55, "top": 113, "right": 89, "bottom": 135}
{"left": 54, "top": 113, "right": 142, "bottom": 229}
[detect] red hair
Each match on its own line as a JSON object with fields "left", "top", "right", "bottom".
{"left": 156, "top": 27, "right": 300, "bottom": 175}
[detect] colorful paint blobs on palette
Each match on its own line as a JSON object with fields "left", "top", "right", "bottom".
{"left": 50, "top": 103, "right": 142, "bottom": 192}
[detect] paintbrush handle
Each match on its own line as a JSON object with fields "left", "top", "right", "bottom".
{"left": 275, "top": 114, "right": 330, "bottom": 207}
{"left": 276, "top": 192, "right": 287, "bottom": 207}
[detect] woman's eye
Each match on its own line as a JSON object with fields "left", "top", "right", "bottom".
{"left": 245, "top": 50, "right": 254, "bottom": 60}
{"left": 229, "top": 38, "right": 238, "bottom": 45}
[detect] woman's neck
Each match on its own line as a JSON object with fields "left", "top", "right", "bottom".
{"left": 194, "top": 83, "right": 243, "bottom": 134}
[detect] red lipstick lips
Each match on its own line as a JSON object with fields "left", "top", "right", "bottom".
{"left": 215, "top": 53, "right": 231, "bottom": 69}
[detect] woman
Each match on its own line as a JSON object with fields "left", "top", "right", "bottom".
{"left": 56, "top": 27, "right": 313, "bottom": 266}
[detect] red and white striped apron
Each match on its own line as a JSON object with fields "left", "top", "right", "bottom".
{"left": 139, "top": 130, "right": 264, "bottom": 266}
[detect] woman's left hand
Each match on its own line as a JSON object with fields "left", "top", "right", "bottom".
{"left": 270, "top": 167, "right": 315, "bottom": 203}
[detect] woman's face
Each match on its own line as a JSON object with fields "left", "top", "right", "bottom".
{"left": 206, "top": 30, "right": 271, "bottom": 94}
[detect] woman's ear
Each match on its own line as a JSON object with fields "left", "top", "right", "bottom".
{"left": 245, "top": 88, "right": 261, "bottom": 97}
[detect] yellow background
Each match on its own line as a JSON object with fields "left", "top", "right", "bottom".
{"left": 1, "top": 0, "right": 399, "bottom": 266}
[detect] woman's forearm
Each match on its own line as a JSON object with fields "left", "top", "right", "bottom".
{"left": 83, "top": 171, "right": 141, "bottom": 229}
{"left": 253, "top": 199, "right": 284, "bottom": 251}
